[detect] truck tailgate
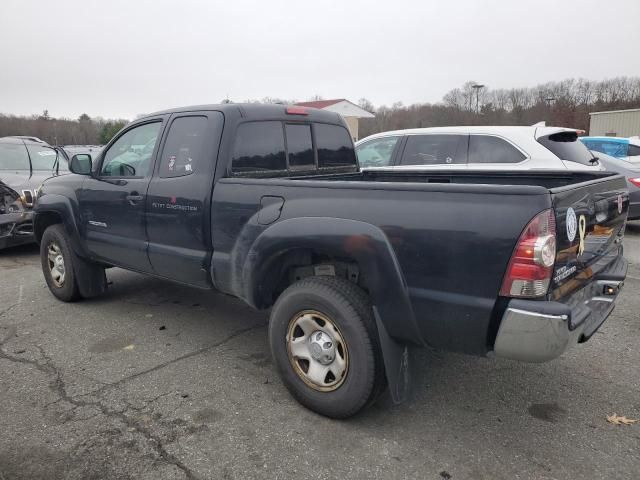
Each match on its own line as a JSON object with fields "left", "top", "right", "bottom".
{"left": 550, "top": 173, "right": 628, "bottom": 301}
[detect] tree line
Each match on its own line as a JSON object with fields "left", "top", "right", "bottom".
{"left": 2, "top": 76, "right": 640, "bottom": 146}
{"left": 0, "top": 110, "right": 128, "bottom": 146}
{"left": 357, "top": 77, "right": 640, "bottom": 138}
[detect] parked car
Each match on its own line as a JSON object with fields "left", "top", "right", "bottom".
{"left": 0, "top": 136, "right": 67, "bottom": 249}
{"left": 356, "top": 126, "right": 603, "bottom": 171}
{"left": 592, "top": 151, "right": 640, "bottom": 220}
{"left": 580, "top": 136, "right": 640, "bottom": 163}
{"left": 34, "top": 104, "right": 628, "bottom": 418}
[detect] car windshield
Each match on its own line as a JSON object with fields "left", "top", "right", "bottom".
{"left": 537, "top": 131, "right": 597, "bottom": 166}
{"left": 0, "top": 142, "right": 30, "bottom": 170}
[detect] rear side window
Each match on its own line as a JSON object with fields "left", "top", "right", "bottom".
{"left": 401, "top": 135, "right": 466, "bottom": 165}
{"left": 537, "top": 132, "right": 595, "bottom": 165}
{"left": 232, "top": 121, "right": 286, "bottom": 173}
{"left": 468, "top": 135, "right": 526, "bottom": 164}
{"left": 285, "top": 124, "right": 314, "bottom": 169}
{"left": 315, "top": 124, "right": 357, "bottom": 168}
{"left": 159, "top": 116, "right": 208, "bottom": 178}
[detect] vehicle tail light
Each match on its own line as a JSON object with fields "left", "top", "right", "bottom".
{"left": 500, "top": 209, "right": 556, "bottom": 298}
{"left": 628, "top": 177, "right": 640, "bottom": 188}
{"left": 285, "top": 106, "right": 309, "bottom": 115}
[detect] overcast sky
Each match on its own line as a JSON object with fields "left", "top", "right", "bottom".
{"left": 1, "top": 0, "right": 639, "bottom": 120}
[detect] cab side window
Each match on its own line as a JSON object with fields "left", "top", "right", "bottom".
{"left": 26, "top": 145, "right": 59, "bottom": 171}
{"left": 356, "top": 137, "right": 399, "bottom": 167}
{"left": 468, "top": 135, "right": 526, "bottom": 164}
{"left": 159, "top": 116, "right": 208, "bottom": 178}
{"left": 101, "top": 122, "right": 162, "bottom": 177}
{"left": 400, "top": 135, "right": 467, "bottom": 165}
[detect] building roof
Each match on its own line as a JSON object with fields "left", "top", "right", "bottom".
{"left": 295, "top": 99, "right": 345, "bottom": 109}
{"left": 295, "top": 99, "right": 375, "bottom": 119}
{"left": 589, "top": 108, "right": 640, "bottom": 116}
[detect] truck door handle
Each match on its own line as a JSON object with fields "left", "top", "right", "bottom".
{"left": 126, "top": 193, "right": 144, "bottom": 204}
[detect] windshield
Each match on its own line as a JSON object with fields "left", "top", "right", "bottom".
{"left": 537, "top": 131, "right": 597, "bottom": 166}
{"left": 0, "top": 142, "right": 30, "bottom": 170}
{"left": 581, "top": 139, "right": 628, "bottom": 159}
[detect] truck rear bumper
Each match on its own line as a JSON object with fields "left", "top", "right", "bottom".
{"left": 494, "top": 255, "right": 627, "bottom": 363}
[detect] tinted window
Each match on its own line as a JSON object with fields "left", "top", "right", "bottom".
{"left": 628, "top": 144, "right": 640, "bottom": 157}
{"left": 285, "top": 124, "right": 314, "bottom": 169}
{"left": 356, "top": 137, "right": 399, "bottom": 167}
{"left": 26, "top": 145, "right": 58, "bottom": 170}
{"left": 0, "top": 142, "right": 29, "bottom": 170}
{"left": 232, "top": 121, "right": 286, "bottom": 173}
{"left": 401, "top": 135, "right": 466, "bottom": 165}
{"left": 159, "top": 116, "right": 208, "bottom": 178}
{"left": 537, "top": 132, "right": 595, "bottom": 166}
{"left": 468, "top": 135, "right": 526, "bottom": 164}
{"left": 101, "top": 122, "right": 162, "bottom": 177}
{"left": 315, "top": 124, "right": 357, "bottom": 168}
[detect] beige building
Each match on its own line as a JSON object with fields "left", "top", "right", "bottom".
{"left": 589, "top": 108, "right": 640, "bottom": 137}
{"left": 295, "top": 99, "right": 374, "bottom": 141}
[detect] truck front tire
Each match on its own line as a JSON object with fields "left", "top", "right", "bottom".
{"left": 269, "top": 276, "right": 385, "bottom": 418}
{"left": 41, "top": 224, "right": 81, "bottom": 302}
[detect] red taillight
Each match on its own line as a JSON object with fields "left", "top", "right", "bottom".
{"left": 500, "top": 209, "right": 556, "bottom": 298}
{"left": 285, "top": 106, "right": 309, "bottom": 115}
{"left": 628, "top": 177, "right": 640, "bottom": 188}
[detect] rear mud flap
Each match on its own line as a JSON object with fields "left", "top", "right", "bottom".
{"left": 373, "top": 307, "right": 410, "bottom": 404}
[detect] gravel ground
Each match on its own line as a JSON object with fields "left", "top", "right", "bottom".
{"left": 1, "top": 223, "right": 639, "bottom": 480}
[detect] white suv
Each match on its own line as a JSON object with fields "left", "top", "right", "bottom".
{"left": 356, "top": 126, "right": 603, "bottom": 171}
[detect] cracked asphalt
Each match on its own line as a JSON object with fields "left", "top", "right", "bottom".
{"left": 1, "top": 224, "right": 639, "bottom": 480}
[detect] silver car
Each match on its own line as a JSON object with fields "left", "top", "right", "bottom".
{"left": 594, "top": 152, "right": 640, "bottom": 220}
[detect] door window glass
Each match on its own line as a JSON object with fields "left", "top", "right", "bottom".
{"left": 232, "top": 121, "right": 286, "bottom": 173}
{"left": 285, "top": 124, "right": 314, "bottom": 169}
{"left": 26, "top": 145, "right": 58, "bottom": 170}
{"left": 469, "top": 135, "right": 526, "bottom": 164}
{"left": 315, "top": 124, "right": 357, "bottom": 168}
{"left": 401, "top": 135, "right": 466, "bottom": 165}
{"left": 356, "top": 137, "right": 399, "bottom": 167}
{"left": 628, "top": 144, "right": 640, "bottom": 157}
{"left": 159, "top": 116, "right": 208, "bottom": 178}
{"left": 101, "top": 122, "right": 162, "bottom": 177}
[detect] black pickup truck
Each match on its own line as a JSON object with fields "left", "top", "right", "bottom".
{"left": 33, "top": 104, "right": 628, "bottom": 418}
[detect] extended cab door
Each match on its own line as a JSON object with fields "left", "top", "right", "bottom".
{"left": 145, "top": 112, "right": 224, "bottom": 287}
{"left": 80, "top": 118, "right": 165, "bottom": 271}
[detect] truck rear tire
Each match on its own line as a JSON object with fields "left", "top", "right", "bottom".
{"left": 40, "top": 224, "right": 81, "bottom": 302}
{"left": 269, "top": 276, "right": 385, "bottom": 418}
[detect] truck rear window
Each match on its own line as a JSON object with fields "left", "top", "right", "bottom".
{"left": 232, "top": 121, "right": 287, "bottom": 173}
{"left": 538, "top": 131, "right": 597, "bottom": 166}
{"left": 316, "top": 124, "right": 357, "bottom": 168}
{"left": 231, "top": 121, "right": 356, "bottom": 176}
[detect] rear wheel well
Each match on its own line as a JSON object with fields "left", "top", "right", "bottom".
{"left": 34, "top": 212, "right": 63, "bottom": 244}
{"left": 256, "top": 249, "right": 367, "bottom": 309}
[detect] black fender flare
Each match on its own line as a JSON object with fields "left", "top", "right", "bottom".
{"left": 33, "top": 193, "right": 89, "bottom": 258}
{"left": 243, "top": 216, "right": 419, "bottom": 402}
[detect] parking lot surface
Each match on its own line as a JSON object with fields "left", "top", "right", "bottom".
{"left": 1, "top": 225, "right": 639, "bottom": 480}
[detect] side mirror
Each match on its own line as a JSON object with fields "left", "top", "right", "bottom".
{"left": 70, "top": 154, "right": 92, "bottom": 175}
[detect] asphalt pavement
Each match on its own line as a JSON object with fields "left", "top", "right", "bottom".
{"left": 1, "top": 224, "right": 639, "bottom": 480}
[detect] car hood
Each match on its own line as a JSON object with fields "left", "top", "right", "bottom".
{"left": 0, "top": 169, "right": 55, "bottom": 193}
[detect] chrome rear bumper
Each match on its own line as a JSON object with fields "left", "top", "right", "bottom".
{"left": 494, "top": 258, "right": 626, "bottom": 363}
